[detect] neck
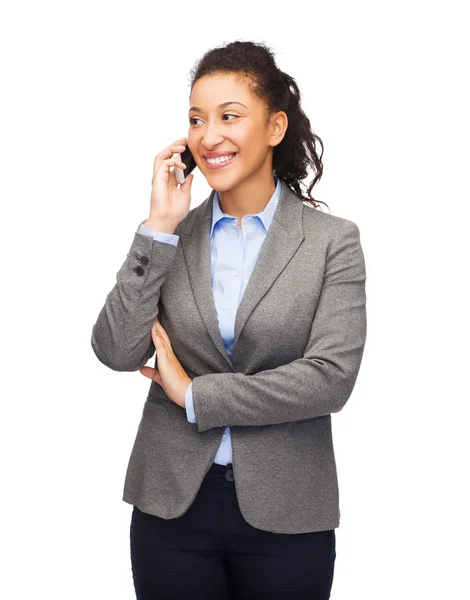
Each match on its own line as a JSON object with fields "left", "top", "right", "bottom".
{"left": 218, "top": 169, "right": 276, "bottom": 224}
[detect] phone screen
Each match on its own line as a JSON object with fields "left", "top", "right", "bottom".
{"left": 180, "top": 145, "right": 197, "bottom": 178}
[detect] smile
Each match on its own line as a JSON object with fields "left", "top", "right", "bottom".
{"left": 205, "top": 153, "right": 237, "bottom": 170}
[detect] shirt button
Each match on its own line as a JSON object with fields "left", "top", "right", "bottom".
{"left": 233, "top": 270, "right": 238, "bottom": 276}
{"left": 222, "top": 434, "right": 227, "bottom": 440}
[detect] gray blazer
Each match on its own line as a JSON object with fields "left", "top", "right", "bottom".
{"left": 91, "top": 179, "right": 367, "bottom": 534}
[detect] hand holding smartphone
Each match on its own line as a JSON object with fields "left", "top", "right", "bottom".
{"left": 173, "top": 144, "right": 197, "bottom": 184}
{"left": 147, "top": 137, "right": 196, "bottom": 231}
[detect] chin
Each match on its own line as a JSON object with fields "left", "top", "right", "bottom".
{"left": 204, "top": 174, "right": 239, "bottom": 193}
{"left": 211, "top": 182, "right": 236, "bottom": 192}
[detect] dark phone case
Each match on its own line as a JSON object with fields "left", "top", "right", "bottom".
{"left": 180, "top": 146, "right": 197, "bottom": 178}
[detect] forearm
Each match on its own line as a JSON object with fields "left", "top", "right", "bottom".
{"left": 91, "top": 228, "right": 179, "bottom": 371}
{"left": 192, "top": 336, "right": 366, "bottom": 431}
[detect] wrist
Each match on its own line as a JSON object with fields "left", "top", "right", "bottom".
{"left": 144, "top": 217, "right": 177, "bottom": 234}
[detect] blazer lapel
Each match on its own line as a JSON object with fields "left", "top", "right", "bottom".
{"left": 179, "top": 179, "right": 305, "bottom": 369}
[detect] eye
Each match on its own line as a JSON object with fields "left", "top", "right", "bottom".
{"left": 189, "top": 113, "right": 238, "bottom": 126}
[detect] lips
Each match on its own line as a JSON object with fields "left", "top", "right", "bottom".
{"left": 204, "top": 153, "right": 237, "bottom": 170}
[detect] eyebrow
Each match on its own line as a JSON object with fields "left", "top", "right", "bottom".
{"left": 188, "top": 101, "right": 248, "bottom": 114}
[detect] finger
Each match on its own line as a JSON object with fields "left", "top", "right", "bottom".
{"left": 153, "top": 140, "right": 187, "bottom": 172}
{"left": 167, "top": 162, "right": 179, "bottom": 188}
{"left": 151, "top": 325, "right": 163, "bottom": 346}
{"left": 152, "top": 323, "right": 170, "bottom": 353}
{"left": 155, "top": 157, "right": 187, "bottom": 183}
{"left": 158, "top": 139, "right": 187, "bottom": 159}
{"left": 154, "top": 319, "right": 172, "bottom": 349}
{"left": 161, "top": 156, "right": 187, "bottom": 170}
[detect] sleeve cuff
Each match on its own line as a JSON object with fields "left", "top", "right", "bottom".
{"left": 185, "top": 381, "right": 197, "bottom": 423}
{"left": 137, "top": 223, "right": 179, "bottom": 246}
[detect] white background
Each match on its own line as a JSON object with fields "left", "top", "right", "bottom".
{"left": 1, "top": 1, "right": 469, "bottom": 598}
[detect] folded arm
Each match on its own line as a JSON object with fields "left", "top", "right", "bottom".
{"left": 191, "top": 219, "right": 367, "bottom": 432}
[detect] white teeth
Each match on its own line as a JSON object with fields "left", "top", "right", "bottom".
{"left": 206, "top": 154, "right": 235, "bottom": 164}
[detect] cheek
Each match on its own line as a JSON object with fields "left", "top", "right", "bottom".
{"left": 239, "top": 125, "right": 266, "bottom": 155}
{"left": 238, "top": 136, "right": 266, "bottom": 165}
{"left": 187, "top": 132, "right": 196, "bottom": 152}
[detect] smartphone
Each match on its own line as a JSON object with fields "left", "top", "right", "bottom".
{"left": 173, "top": 144, "right": 197, "bottom": 184}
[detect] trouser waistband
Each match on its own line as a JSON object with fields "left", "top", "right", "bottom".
{"left": 209, "top": 462, "right": 233, "bottom": 472}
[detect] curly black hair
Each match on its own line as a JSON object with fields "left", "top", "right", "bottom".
{"left": 188, "top": 40, "right": 329, "bottom": 211}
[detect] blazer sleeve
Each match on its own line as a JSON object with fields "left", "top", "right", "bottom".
{"left": 191, "top": 219, "right": 367, "bottom": 432}
{"left": 90, "top": 223, "right": 179, "bottom": 371}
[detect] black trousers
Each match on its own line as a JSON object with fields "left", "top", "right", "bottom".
{"left": 130, "top": 462, "right": 336, "bottom": 599}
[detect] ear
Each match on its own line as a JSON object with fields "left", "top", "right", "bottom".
{"left": 269, "top": 111, "right": 288, "bottom": 148}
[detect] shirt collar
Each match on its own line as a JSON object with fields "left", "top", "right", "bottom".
{"left": 210, "top": 176, "right": 281, "bottom": 238}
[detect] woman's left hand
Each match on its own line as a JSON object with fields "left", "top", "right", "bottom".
{"left": 139, "top": 317, "right": 192, "bottom": 409}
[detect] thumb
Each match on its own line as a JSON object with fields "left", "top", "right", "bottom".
{"left": 139, "top": 366, "right": 162, "bottom": 384}
{"left": 181, "top": 173, "right": 194, "bottom": 193}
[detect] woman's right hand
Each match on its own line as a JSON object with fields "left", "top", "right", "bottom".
{"left": 147, "top": 136, "right": 195, "bottom": 230}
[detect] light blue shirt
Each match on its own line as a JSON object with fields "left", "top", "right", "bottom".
{"left": 137, "top": 176, "right": 281, "bottom": 465}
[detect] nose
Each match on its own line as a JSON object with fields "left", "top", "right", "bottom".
{"left": 201, "top": 121, "right": 224, "bottom": 150}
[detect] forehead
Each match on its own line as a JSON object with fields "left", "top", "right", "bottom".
{"left": 189, "top": 72, "right": 260, "bottom": 109}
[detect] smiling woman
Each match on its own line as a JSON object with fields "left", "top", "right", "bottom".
{"left": 92, "top": 39, "right": 366, "bottom": 600}
{"left": 187, "top": 72, "right": 285, "bottom": 211}
{"left": 186, "top": 42, "right": 328, "bottom": 216}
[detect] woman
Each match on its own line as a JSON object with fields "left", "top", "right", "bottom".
{"left": 91, "top": 40, "right": 367, "bottom": 599}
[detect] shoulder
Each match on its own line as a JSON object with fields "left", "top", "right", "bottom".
{"left": 301, "top": 203, "right": 361, "bottom": 242}
{"left": 301, "top": 206, "right": 366, "bottom": 277}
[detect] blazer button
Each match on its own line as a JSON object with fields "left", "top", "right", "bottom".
{"left": 133, "top": 265, "right": 145, "bottom": 276}
{"left": 139, "top": 255, "right": 149, "bottom": 265}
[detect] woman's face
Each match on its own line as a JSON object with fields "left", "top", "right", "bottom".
{"left": 188, "top": 72, "right": 282, "bottom": 192}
